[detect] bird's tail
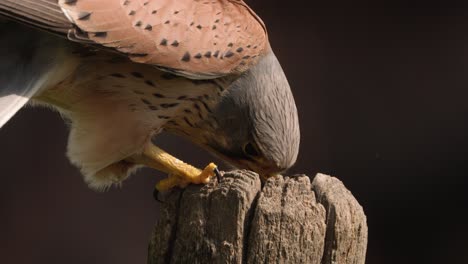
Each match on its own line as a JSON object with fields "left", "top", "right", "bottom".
{"left": 0, "top": 21, "right": 71, "bottom": 128}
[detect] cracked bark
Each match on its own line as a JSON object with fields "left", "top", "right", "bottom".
{"left": 148, "top": 170, "right": 367, "bottom": 264}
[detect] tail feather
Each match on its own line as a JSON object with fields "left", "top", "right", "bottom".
{"left": 0, "top": 22, "right": 69, "bottom": 128}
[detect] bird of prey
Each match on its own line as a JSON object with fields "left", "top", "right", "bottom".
{"left": 0, "top": 0, "right": 300, "bottom": 192}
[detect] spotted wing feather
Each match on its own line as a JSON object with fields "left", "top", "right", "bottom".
{"left": 59, "top": 0, "right": 268, "bottom": 79}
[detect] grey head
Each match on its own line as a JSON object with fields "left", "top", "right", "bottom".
{"left": 185, "top": 48, "right": 300, "bottom": 177}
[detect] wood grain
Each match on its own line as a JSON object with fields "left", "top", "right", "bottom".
{"left": 148, "top": 170, "right": 367, "bottom": 264}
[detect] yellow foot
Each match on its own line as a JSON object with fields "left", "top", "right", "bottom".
{"left": 155, "top": 163, "right": 217, "bottom": 192}
{"left": 127, "top": 143, "right": 218, "bottom": 192}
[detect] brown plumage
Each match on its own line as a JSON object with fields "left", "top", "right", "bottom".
{"left": 2, "top": 0, "right": 267, "bottom": 78}
{"left": 0, "top": 0, "right": 300, "bottom": 191}
{"left": 63, "top": 0, "right": 266, "bottom": 77}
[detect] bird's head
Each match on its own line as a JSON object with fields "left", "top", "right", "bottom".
{"left": 182, "top": 48, "right": 300, "bottom": 178}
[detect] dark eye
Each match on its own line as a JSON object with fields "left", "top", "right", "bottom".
{"left": 243, "top": 142, "right": 260, "bottom": 157}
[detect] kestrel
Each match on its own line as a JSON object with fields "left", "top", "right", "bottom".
{"left": 0, "top": 0, "right": 300, "bottom": 192}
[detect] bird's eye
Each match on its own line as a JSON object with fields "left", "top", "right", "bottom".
{"left": 243, "top": 142, "right": 260, "bottom": 157}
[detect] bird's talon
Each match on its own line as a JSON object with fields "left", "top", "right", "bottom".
{"left": 214, "top": 167, "right": 222, "bottom": 183}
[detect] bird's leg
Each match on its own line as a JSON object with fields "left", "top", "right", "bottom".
{"left": 127, "top": 143, "right": 217, "bottom": 191}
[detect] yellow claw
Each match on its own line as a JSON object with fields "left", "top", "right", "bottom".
{"left": 155, "top": 163, "right": 217, "bottom": 192}
{"left": 128, "top": 143, "right": 217, "bottom": 192}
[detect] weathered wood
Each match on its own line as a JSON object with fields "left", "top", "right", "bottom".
{"left": 148, "top": 170, "right": 367, "bottom": 264}
{"left": 312, "top": 174, "right": 368, "bottom": 264}
{"left": 247, "top": 175, "right": 326, "bottom": 264}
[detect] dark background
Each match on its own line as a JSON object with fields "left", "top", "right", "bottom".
{"left": 1, "top": 2, "right": 467, "bottom": 264}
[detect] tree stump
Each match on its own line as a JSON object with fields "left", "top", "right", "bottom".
{"left": 148, "top": 170, "right": 367, "bottom": 264}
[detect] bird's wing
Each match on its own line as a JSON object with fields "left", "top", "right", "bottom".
{"left": 0, "top": 0, "right": 268, "bottom": 79}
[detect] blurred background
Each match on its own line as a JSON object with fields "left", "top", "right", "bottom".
{"left": 1, "top": 1, "right": 467, "bottom": 264}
